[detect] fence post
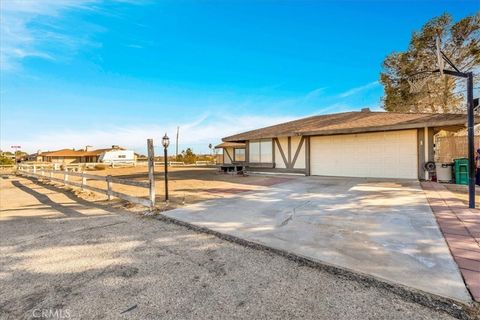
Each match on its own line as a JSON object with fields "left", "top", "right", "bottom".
{"left": 33, "top": 165, "right": 36, "bottom": 174}
{"left": 106, "top": 175, "right": 113, "bottom": 200}
{"left": 81, "top": 171, "right": 87, "bottom": 190}
{"left": 147, "top": 139, "right": 156, "bottom": 210}
{"left": 64, "top": 168, "right": 68, "bottom": 185}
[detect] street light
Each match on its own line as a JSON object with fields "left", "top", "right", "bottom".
{"left": 162, "top": 133, "right": 170, "bottom": 204}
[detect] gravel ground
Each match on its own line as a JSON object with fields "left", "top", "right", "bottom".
{"left": 0, "top": 176, "right": 464, "bottom": 319}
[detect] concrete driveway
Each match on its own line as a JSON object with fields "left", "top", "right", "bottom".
{"left": 164, "top": 176, "right": 471, "bottom": 303}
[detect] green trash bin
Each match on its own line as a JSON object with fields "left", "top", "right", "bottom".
{"left": 454, "top": 158, "right": 469, "bottom": 185}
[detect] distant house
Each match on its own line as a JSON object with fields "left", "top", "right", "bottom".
{"left": 39, "top": 145, "right": 135, "bottom": 164}
{"left": 98, "top": 148, "right": 135, "bottom": 165}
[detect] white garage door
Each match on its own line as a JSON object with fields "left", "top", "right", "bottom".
{"left": 310, "top": 130, "right": 418, "bottom": 179}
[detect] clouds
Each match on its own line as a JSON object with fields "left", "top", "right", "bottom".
{"left": 337, "top": 81, "right": 380, "bottom": 98}
{"left": 0, "top": 113, "right": 295, "bottom": 154}
{"left": 0, "top": 0, "right": 100, "bottom": 71}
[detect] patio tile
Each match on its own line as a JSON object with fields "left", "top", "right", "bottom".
{"left": 454, "top": 257, "right": 480, "bottom": 272}
{"left": 460, "top": 269, "right": 480, "bottom": 301}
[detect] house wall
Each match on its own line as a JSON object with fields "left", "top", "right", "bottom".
{"left": 223, "top": 147, "right": 234, "bottom": 164}
{"left": 99, "top": 150, "right": 135, "bottom": 163}
{"left": 417, "top": 127, "right": 435, "bottom": 180}
{"left": 272, "top": 136, "right": 306, "bottom": 170}
{"left": 309, "top": 130, "right": 418, "bottom": 179}
{"left": 274, "top": 137, "right": 287, "bottom": 169}
{"left": 227, "top": 127, "right": 436, "bottom": 179}
{"left": 50, "top": 157, "right": 79, "bottom": 164}
{"left": 292, "top": 136, "right": 306, "bottom": 169}
{"left": 42, "top": 156, "right": 98, "bottom": 163}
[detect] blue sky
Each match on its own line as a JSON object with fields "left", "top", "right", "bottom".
{"left": 0, "top": 0, "right": 478, "bottom": 154}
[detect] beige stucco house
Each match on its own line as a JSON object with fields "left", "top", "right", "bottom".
{"left": 216, "top": 109, "right": 469, "bottom": 180}
{"left": 39, "top": 146, "right": 131, "bottom": 164}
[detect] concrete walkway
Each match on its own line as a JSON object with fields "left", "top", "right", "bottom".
{"left": 165, "top": 176, "right": 472, "bottom": 303}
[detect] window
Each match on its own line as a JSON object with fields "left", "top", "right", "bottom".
{"left": 234, "top": 148, "right": 245, "bottom": 161}
{"left": 118, "top": 155, "right": 126, "bottom": 159}
{"left": 249, "top": 139, "right": 272, "bottom": 163}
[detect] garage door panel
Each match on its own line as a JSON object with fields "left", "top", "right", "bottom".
{"left": 310, "top": 130, "right": 417, "bottom": 179}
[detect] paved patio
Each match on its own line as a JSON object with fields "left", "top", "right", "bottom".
{"left": 422, "top": 182, "right": 480, "bottom": 302}
{"left": 164, "top": 176, "right": 472, "bottom": 303}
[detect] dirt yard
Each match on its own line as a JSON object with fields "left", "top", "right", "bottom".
{"left": 0, "top": 176, "right": 461, "bottom": 319}
{"left": 39, "top": 166, "right": 292, "bottom": 211}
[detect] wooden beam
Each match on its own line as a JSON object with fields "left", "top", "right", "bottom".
{"left": 287, "top": 136, "right": 292, "bottom": 168}
{"left": 224, "top": 148, "right": 233, "bottom": 162}
{"left": 290, "top": 136, "right": 305, "bottom": 169}
{"left": 271, "top": 139, "right": 275, "bottom": 166}
{"left": 305, "top": 136, "right": 311, "bottom": 176}
{"left": 274, "top": 138, "right": 288, "bottom": 169}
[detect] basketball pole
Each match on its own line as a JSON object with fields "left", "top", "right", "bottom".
{"left": 442, "top": 69, "right": 475, "bottom": 208}
{"left": 411, "top": 38, "right": 476, "bottom": 208}
{"left": 467, "top": 72, "right": 475, "bottom": 209}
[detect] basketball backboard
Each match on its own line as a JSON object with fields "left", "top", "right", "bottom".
{"left": 436, "top": 37, "right": 444, "bottom": 76}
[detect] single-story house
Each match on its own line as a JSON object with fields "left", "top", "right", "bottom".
{"left": 40, "top": 149, "right": 103, "bottom": 163}
{"left": 40, "top": 145, "right": 134, "bottom": 164}
{"left": 216, "top": 109, "right": 470, "bottom": 180}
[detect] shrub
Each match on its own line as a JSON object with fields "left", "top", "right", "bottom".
{"left": 0, "top": 156, "right": 14, "bottom": 165}
{"left": 94, "top": 164, "right": 107, "bottom": 170}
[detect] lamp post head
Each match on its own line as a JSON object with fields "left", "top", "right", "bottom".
{"left": 162, "top": 133, "right": 170, "bottom": 149}
{"left": 208, "top": 143, "right": 212, "bottom": 149}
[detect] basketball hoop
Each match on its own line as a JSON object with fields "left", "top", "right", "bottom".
{"left": 407, "top": 71, "right": 434, "bottom": 93}
{"left": 407, "top": 37, "right": 445, "bottom": 94}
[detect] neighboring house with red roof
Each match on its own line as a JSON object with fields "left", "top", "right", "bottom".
{"left": 39, "top": 145, "right": 134, "bottom": 164}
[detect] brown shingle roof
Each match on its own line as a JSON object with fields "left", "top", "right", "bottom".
{"left": 40, "top": 146, "right": 126, "bottom": 157}
{"left": 40, "top": 149, "right": 102, "bottom": 157}
{"left": 223, "top": 111, "right": 468, "bottom": 142}
{"left": 215, "top": 142, "right": 246, "bottom": 149}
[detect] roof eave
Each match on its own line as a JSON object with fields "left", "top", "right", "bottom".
{"left": 223, "top": 119, "right": 468, "bottom": 141}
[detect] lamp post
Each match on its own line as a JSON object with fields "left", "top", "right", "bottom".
{"left": 208, "top": 143, "right": 213, "bottom": 163}
{"left": 162, "top": 133, "right": 170, "bottom": 204}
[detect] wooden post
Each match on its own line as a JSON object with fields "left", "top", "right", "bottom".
{"left": 81, "top": 171, "right": 87, "bottom": 190}
{"left": 147, "top": 139, "right": 156, "bottom": 209}
{"left": 305, "top": 136, "right": 311, "bottom": 176}
{"left": 33, "top": 165, "right": 36, "bottom": 174}
{"left": 64, "top": 168, "right": 68, "bottom": 185}
{"left": 106, "top": 175, "right": 113, "bottom": 200}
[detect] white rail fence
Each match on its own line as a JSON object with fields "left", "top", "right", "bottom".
{"left": 0, "top": 165, "right": 16, "bottom": 171}
{"left": 17, "top": 165, "right": 155, "bottom": 209}
{"left": 16, "top": 139, "right": 157, "bottom": 209}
